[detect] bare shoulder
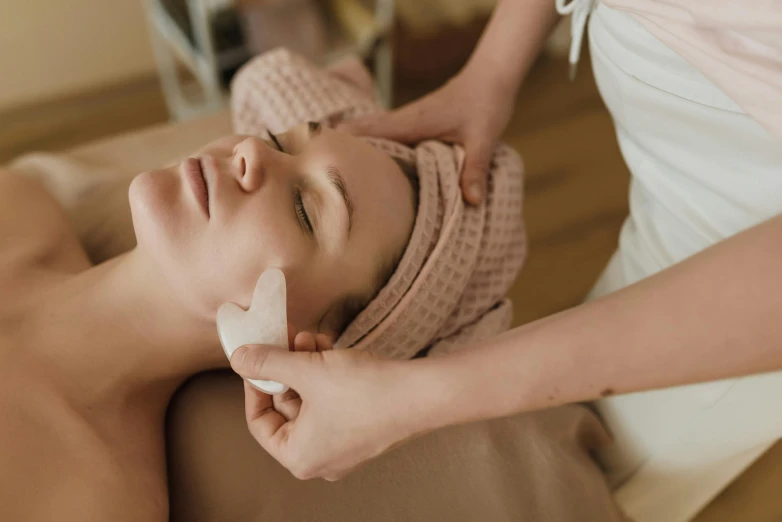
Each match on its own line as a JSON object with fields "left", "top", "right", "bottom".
{"left": 0, "top": 168, "right": 88, "bottom": 273}
{"left": 0, "top": 365, "right": 167, "bottom": 522}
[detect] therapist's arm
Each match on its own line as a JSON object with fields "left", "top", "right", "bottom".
{"left": 466, "top": 0, "right": 560, "bottom": 97}
{"left": 230, "top": 214, "right": 782, "bottom": 481}
{"left": 341, "top": 0, "right": 559, "bottom": 204}
{"left": 427, "top": 213, "right": 782, "bottom": 429}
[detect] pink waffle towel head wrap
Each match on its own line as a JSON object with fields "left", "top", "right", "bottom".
{"left": 232, "top": 49, "right": 526, "bottom": 359}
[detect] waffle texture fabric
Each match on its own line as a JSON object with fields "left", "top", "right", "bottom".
{"left": 231, "top": 49, "right": 526, "bottom": 360}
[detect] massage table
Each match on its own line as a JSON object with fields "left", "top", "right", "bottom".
{"left": 6, "top": 107, "right": 779, "bottom": 522}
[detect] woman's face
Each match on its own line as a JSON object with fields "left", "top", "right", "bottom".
{"left": 129, "top": 123, "right": 415, "bottom": 335}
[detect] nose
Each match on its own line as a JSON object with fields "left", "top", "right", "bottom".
{"left": 232, "top": 136, "right": 277, "bottom": 192}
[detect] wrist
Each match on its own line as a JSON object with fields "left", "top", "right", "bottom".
{"left": 393, "top": 357, "right": 453, "bottom": 436}
{"left": 405, "top": 331, "right": 543, "bottom": 432}
{"left": 399, "top": 351, "right": 484, "bottom": 436}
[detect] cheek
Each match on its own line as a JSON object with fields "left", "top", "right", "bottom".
{"left": 206, "top": 198, "right": 313, "bottom": 311}
{"left": 285, "top": 264, "right": 344, "bottom": 333}
{"left": 131, "top": 171, "right": 223, "bottom": 319}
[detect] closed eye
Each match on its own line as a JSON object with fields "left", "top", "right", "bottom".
{"left": 268, "top": 131, "right": 285, "bottom": 153}
{"left": 270, "top": 130, "right": 314, "bottom": 238}
{"left": 294, "top": 189, "right": 314, "bottom": 237}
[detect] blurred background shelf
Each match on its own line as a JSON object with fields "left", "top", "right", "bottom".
{"left": 144, "top": 0, "right": 395, "bottom": 121}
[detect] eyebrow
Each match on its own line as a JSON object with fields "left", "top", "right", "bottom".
{"left": 325, "top": 165, "right": 354, "bottom": 237}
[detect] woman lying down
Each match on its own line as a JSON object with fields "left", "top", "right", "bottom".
{"left": 0, "top": 50, "right": 626, "bottom": 521}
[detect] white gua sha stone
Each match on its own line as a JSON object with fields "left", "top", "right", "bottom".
{"left": 217, "top": 268, "right": 289, "bottom": 395}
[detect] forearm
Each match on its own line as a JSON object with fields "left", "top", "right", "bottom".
{"left": 418, "top": 213, "right": 782, "bottom": 430}
{"left": 463, "top": 0, "right": 560, "bottom": 97}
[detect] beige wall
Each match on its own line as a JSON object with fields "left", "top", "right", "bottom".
{"left": 0, "top": 0, "right": 156, "bottom": 111}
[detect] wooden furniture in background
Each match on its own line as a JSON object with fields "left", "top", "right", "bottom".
{"left": 143, "top": 0, "right": 395, "bottom": 120}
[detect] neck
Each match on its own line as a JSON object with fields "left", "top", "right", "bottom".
{"left": 29, "top": 250, "right": 228, "bottom": 409}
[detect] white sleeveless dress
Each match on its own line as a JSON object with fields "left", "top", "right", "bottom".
{"left": 558, "top": 1, "right": 782, "bottom": 520}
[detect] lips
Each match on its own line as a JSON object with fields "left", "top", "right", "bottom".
{"left": 183, "top": 157, "right": 210, "bottom": 218}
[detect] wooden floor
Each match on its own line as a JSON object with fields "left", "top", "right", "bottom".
{"left": 1, "top": 51, "right": 780, "bottom": 522}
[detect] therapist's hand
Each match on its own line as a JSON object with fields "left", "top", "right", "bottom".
{"left": 231, "top": 340, "right": 431, "bottom": 481}
{"left": 338, "top": 65, "right": 515, "bottom": 206}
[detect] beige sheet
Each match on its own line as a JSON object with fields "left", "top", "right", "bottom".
{"left": 169, "top": 371, "right": 628, "bottom": 522}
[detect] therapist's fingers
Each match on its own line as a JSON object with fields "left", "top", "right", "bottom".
{"left": 293, "top": 331, "right": 316, "bottom": 353}
{"left": 314, "top": 333, "right": 334, "bottom": 352}
{"left": 272, "top": 331, "right": 319, "bottom": 419}
{"left": 272, "top": 390, "right": 302, "bottom": 422}
{"left": 231, "top": 344, "right": 315, "bottom": 390}
{"left": 460, "top": 140, "right": 493, "bottom": 205}
{"left": 243, "top": 380, "right": 289, "bottom": 446}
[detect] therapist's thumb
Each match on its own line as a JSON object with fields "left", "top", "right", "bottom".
{"left": 460, "top": 141, "right": 492, "bottom": 205}
{"left": 230, "top": 344, "right": 309, "bottom": 386}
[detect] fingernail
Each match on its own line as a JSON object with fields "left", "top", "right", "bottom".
{"left": 467, "top": 182, "right": 483, "bottom": 203}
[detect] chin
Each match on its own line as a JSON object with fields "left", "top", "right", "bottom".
{"left": 129, "top": 172, "right": 182, "bottom": 282}
{"left": 129, "top": 171, "right": 221, "bottom": 322}
{"left": 129, "top": 174, "right": 158, "bottom": 247}
{"left": 130, "top": 169, "right": 181, "bottom": 245}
